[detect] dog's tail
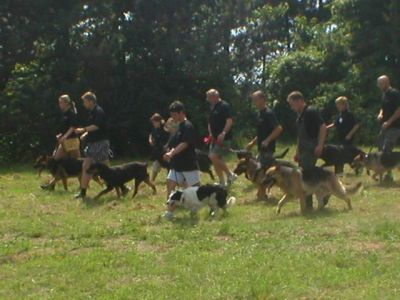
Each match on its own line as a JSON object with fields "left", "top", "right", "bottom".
{"left": 274, "top": 148, "right": 289, "bottom": 159}
{"left": 226, "top": 196, "right": 236, "bottom": 207}
{"left": 345, "top": 182, "right": 363, "bottom": 195}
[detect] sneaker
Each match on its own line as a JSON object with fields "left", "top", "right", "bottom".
{"left": 227, "top": 173, "right": 238, "bottom": 186}
{"left": 40, "top": 183, "right": 55, "bottom": 191}
{"left": 74, "top": 191, "right": 86, "bottom": 199}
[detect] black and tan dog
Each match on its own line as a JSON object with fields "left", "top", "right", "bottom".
{"left": 34, "top": 155, "right": 85, "bottom": 190}
{"left": 87, "top": 162, "right": 156, "bottom": 200}
{"left": 263, "top": 165, "right": 361, "bottom": 214}
{"left": 352, "top": 151, "right": 400, "bottom": 182}
{"left": 320, "top": 144, "right": 365, "bottom": 174}
{"left": 233, "top": 148, "right": 293, "bottom": 201}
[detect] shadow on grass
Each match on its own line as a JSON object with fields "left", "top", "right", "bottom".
{"left": 276, "top": 206, "right": 349, "bottom": 220}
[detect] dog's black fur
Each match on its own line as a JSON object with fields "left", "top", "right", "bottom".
{"left": 196, "top": 184, "right": 229, "bottom": 209}
{"left": 320, "top": 144, "right": 365, "bottom": 174}
{"left": 87, "top": 162, "right": 156, "bottom": 199}
{"left": 156, "top": 149, "right": 215, "bottom": 180}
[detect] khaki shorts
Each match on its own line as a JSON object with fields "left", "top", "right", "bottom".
{"left": 167, "top": 169, "right": 200, "bottom": 186}
{"left": 209, "top": 140, "right": 231, "bottom": 157}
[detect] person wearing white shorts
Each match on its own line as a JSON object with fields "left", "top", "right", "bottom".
{"left": 163, "top": 101, "right": 200, "bottom": 199}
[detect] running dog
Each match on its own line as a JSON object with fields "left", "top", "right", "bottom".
{"left": 320, "top": 144, "right": 365, "bottom": 174}
{"left": 87, "top": 162, "right": 156, "bottom": 199}
{"left": 233, "top": 148, "right": 294, "bottom": 201}
{"left": 352, "top": 151, "right": 400, "bottom": 182}
{"left": 165, "top": 184, "right": 236, "bottom": 219}
{"left": 263, "top": 165, "right": 361, "bottom": 214}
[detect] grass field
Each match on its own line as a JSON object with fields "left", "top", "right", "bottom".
{"left": 1, "top": 147, "right": 400, "bottom": 299}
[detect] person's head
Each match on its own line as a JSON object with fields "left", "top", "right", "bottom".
{"left": 150, "top": 113, "right": 164, "bottom": 129}
{"left": 335, "top": 96, "right": 349, "bottom": 112}
{"left": 287, "top": 91, "right": 306, "bottom": 113}
{"left": 377, "top": 75, "right": 391, "bottom": 92}
{"left": 169, "top": 101, "right": 186, "bottom": 123}
{"left": 251, "top": 90, "right": 267, "bottom": 110}
{"left": 58, "top": 94, "right": 76, "bottom": 113}
{"left": 206, "top": 89, "right": 220, "bottom": 106}
{"left": 81, "top": 91, "right": 97, "bottom": 110}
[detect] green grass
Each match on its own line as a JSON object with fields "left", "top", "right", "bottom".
{"left": 1, "top": 147, "right": 400, "bottom": 299}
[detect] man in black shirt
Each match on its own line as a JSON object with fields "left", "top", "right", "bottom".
{"left": 74, "top": 92, "right": 112, "bottom": 199}
{"left": 327, "top": 96, "right": 360, "bottom": 145}
{"left": 163, "top": 101, "right": 200, "bottom": 200}
{"left": 287, "top": 91, "right": 327, "bottom": 210}
{"left": 207, "top": 89, "right": 237, "bottom": 186}
{"left": 247, "top": 90, "right": 283, "bottom": 166}
{"left": 377, "top": 75, "right": 400, "bottom": 181}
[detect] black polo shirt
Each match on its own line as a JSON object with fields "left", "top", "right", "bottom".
{"left": 256, "top": 107, "right": 280, "bottom": 153}
{"left": 297, "top": 106, "right": 324, "bottom": 140}
{"left": 168, "top": 120, "right": 198, "bottom": 172}
{"left": 86, "top": 105, "right": 107, "bottom": 143}
{"left": 334, "top": 110, "right": 358, "bottom": 141}
{"left": 382, "top": 87, "right": 400, "bottom": 128}
{"left": 209, "top": 100, "right": 233, "bottom": 140}
{"left": 59, "top": 109, "right": 78, "bottom": 137}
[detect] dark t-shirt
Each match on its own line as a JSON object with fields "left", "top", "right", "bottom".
{"left": 168, "top": 120, "right": 198, "bottom": 172}
{"left": 334, "top": 110, "right": 358, "bottom": 141}
{"left": 151, "top": 126, "right": 169, "bottom": 148}
{"left": 86, "top": 105, "right": 107, "bottom": 143}
{"left": 297, "top": 106, "right": 324, "bottom": 140}
{"left": 209, "top": 100, "right": 233, "bottom": 140}
{"left": 256, "top": 107, "right": 280, "bottom": 153}
{"left": 382, "top": 88, "right": 400, "bottom": 128}
{"left": 59, "top": 109, "right": 78, "bottom": 137}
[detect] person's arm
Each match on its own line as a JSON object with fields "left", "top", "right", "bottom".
{"left": 326, "top": 123, "right": 335, "bottom": 130}
{"left": 346, "top": 123, "right": 361, "bottom": 140}
{"left": 383, "top": 108, "right": 400, "bottom": 129}
{"left": 217, "top": 118, "right": 233, "bottom": 143}
{"left": 261, "top": 125, "right": 283, "bottom": 149}
{"left": 164, "top": 142, "right": 188, "bottom": 161}
{"left": 377, "top": 109, "right": 383, "bottom": 121}
{"left": 246, "top": 137, "right": 257, "bottom": 149}
{"left": 75, "top": 124, "right": 99, "bottom": 135}
{"left": 315, "top": 123, "right": 327, "bottom": 157}
{"left": 149, "top": 134, "right": 155, "bottom": 146}
{"left": 60, "top": 127, "right": 75, "bottom": 141}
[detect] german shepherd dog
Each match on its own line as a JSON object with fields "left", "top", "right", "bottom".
{"left": 232, "top": 148, "right": 293, "bottom": 201}
{"left": 34, "top": 155, "right": 94, "bottom": 190}
{"left": 87, "top": 162, "right": 156, "bottom": 200}
{"left": 263, "top": 165, "right": 362, "bottom": 214}
{"left": 352, "top": 151, "right": 400, "bottom": 182}
{"left": 320, "top": 144, "right": 366, "bottom": 174}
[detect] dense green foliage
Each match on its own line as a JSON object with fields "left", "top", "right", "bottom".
{"left": 1, "top": 0, "right": 399, "bottom": 161}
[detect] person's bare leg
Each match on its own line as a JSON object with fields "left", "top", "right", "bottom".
{"left": 210, "top": 153, "right": 225, "bottom": 185}
{"left": 166, "top": 179, "right": 178, "bottom": 199}
{"left": 75, "top": 158, "right": 92, "bottom": 198}
{"left": 54, "top": 145, "right": 66, "bottom": 159}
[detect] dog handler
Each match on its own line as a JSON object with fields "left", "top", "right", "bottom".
{"left": 287, "top": 91, "right": 327, "bottom": 210}
{"left": 163, "top": 101, "right": 200, "bottom": 205}
{"left": 247, "top": 90, "right": 283, "bottom": 166}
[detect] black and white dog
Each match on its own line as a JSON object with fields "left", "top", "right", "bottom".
{"left": 165, "top": 184, "right": 236, "bottom": 219}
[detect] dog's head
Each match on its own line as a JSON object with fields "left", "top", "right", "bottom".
{"left": 233, "top": 158, "right": 249, "bottom": 175}
{"left": 235, "top": 150, "right": 253, "bottom": 160}
{"left": 350, "top": 153, "right": 366, "bottom": 174}
{"left": 167, "top": 190, "right": 184, "bottom": 207}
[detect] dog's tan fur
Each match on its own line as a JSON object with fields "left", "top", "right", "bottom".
{"left": 264, "top": 165, "right": 360, "bottom": 214}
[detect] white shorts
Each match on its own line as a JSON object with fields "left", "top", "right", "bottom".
{"left": 167, "top": 169, "right": 200, "bottom": 186}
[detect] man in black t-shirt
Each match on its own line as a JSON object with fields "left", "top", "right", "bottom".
{"left": 287, "top": 91, "right": 327, "bottom": 210}
{"left": 247, "top": 90, "right": 283, "bottom": 166}
{"left": 74, "top": 92, "right": 112, "bottom": 199}
{"left": 377, "top": 75, "right": 400, "bottom": 153}
{"left": 207, "top": 89, "right": 237, "bottom": 186}
{"left": 163, "top": 101, "right": 200, "bottom": 200}
{"left": 327, "top": 96, "right": 360, "bottom": 145}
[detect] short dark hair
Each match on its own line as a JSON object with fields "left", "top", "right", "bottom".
{"left": 81, "top": 91, "right": 97, "bottom": 103}
{"left": 169, "top": 101, "right": 185, "bottom": 113}
{"left": 287, "top": 91, "right": 304, "bottom": 102}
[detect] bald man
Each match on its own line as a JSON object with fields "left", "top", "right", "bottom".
{"left": 377, "top": 75, "right": 400, "bottom": 181}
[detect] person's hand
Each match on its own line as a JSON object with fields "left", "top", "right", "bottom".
{"left": 74, "top": 128, "right": 85, "bottom": 135}
{"left": 59, "top": 136, "right": 66, "bottom": 143}
{"left": 56, "top": 134, "right": 62, "bottom": 140}
{"left": 345, "top": 134, "right": 352, "bottom": 141}
{"left": 382, "top": 121, "right": 390, "bottom": 130}
{"left": 80, "top": 132, "right": 88, "bottom": 141}
{"left": 149, "top": 139, "right": 154, "bottom": 146}
{"left": 261, "top": 140, "right": 269, "bottom": 149}
{"left": 315, "top": 144, "right": 324, "bottom": 157}
{"left": 217, "top": 132, "right": 225, "bottom": 144}
{"left": 246, "top": 141, "right": 255, "bottom": 150}
{"left": 163, "top": 151, "right": 174, "bottom": 162}
{"left": 294, "top": 152, "right": 299, "bottom": 163}
{"left": 377, "top": 114, "right": 383, "bottom": 122}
